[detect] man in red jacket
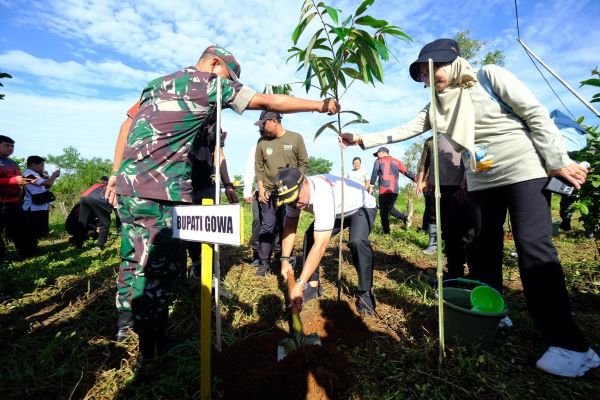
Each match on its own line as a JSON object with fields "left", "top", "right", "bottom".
{"left": 0, "top": 135, "right": 37, "bottom": 266}
{"left": 370, "top": 147, "right": 416, "bottom": 234}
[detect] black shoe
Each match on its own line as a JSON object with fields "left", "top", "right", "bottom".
{"left": 256, "top": 262, "right": 270, "bottom": 276}
{"left": 559, "top": 220, "right": 571, "bottom": 231}
{"left": 250, "top": 259, "right": 260, "bottom": 267}
{"left": 356, "top": 291, "right": 376, "bottom": 316}
{"left": 190, "top": 262, "right": 200, "bottom": 278}
{"left": 116, "top": 327, "right": 132, "bottom": 342}
{"left": 303, "top": 283, "right": 323, "bottom": 304}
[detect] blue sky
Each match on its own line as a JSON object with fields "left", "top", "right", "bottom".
{"left": 1, "top": 0, "right": 599, "bottom": 180}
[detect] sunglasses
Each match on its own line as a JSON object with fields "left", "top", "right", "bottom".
{"left": 418, "top": 62, "right": 451, "bottom": 83}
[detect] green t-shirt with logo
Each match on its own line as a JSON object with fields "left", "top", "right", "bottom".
{"left": 254, "top": 130, "right": 308, "bottom": 191}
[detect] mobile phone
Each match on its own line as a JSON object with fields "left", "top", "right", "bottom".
{"left": 23, "top": 174, "right": 37, "bottom": 180}
{"left": 544, "top": 177, "right": 574, "bottom": 196}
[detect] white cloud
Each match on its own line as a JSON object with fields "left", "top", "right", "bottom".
{"left": 0, "top": 50, "right": 162, "bottom": 93}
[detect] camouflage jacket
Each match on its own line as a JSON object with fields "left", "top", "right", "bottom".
{"left": 116, "top": 66, "right": 255, "bottom": 202}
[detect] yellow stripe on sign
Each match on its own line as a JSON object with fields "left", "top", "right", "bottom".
{"left": 200, "top": 198, "right": 213, "bottom": 400}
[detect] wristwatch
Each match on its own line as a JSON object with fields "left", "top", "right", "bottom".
{"left": 295, "top": 278, "right": 309, "bottom": 290}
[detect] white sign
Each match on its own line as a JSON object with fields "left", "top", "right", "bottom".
{"left": 173, "top": 204, "right": 243, "bottom": 246}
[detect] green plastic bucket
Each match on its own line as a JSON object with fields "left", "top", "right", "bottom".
{"left": 441, "top": 283, "right": 507, "bottom": 349}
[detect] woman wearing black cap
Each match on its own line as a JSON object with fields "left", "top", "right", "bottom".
{"left": 341, "top": 38, "right": 597, "bottom": 377}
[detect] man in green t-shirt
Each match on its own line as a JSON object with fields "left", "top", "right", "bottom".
{"left": 254, "top": 111, "right": 308, "bottom": 276}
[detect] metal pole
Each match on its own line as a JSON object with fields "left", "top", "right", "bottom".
{"left": 517, "top": 38, "right": 600, "bottom": 118}
{"left": 214, "top": 76, "right": 222, "bottom": 351}
{"left": 429, "top": 59, "right": 445, "bottom": 367}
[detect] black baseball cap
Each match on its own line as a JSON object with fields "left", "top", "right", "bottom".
{"left": 373, "top": 146, "right": 390, "bottom": 157}
{"left": 254, "top": 110, "right": 282, "bottom": 126}
{"left": 273, "top": 168, "right": 304, "bottom": 207}
{"left": 409, "top": 38, "right": 461, "bottom": 82}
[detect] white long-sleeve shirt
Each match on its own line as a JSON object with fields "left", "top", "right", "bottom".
{"left": 360, "top": 65, "right": 571, "bottom": 191}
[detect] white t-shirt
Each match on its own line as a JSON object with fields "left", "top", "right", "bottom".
{"left": 22, "top": 169, "right": 50, "bottom": 211}
{"left": 346, "top": 167, "right": 370, "bottom": 186}
{"left": 286, "top": 174, "right": 376, "bottom": 232}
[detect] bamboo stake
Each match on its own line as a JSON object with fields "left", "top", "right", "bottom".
{"left": 428, "top": 59, "right": 445, "bottom": 367}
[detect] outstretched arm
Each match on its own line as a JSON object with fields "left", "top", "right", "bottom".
{"left": 248, "top": 93, "right": 340, "bottom": 115}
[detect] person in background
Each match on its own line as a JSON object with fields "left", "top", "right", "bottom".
{"left": 242, "top": 126, "right": 265, "bottom": 267}
{"left": 341, "top": 38, "right": 598, "bottom": 377}
{"left": 73, "top": 176, "right": 115, "bottom": 250}
{"left": 416, "top": 133, "right": 473, "bottom": 279}
{"left": 22, "top": 156, "right": 60, "bottom": 239}
{"left": 416, "top": 136, "right": 437, "bottom": 254}
{"left": 0, "top": 135, "right": 37, "bottom": 265}
{"left": 187, "top": 123, "right": 237, "bottom": 281}
{"left": 254, "top": 111, "right": 308, "bottom": 276}
{"left": 346, "top": 156, "right": 371, "bottom": 191}
{"left": 370, "top": 147, "right": 416, "bottom": 234}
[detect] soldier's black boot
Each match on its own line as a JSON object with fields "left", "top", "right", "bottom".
{"left": 116, "top": 311, "right": 134, "bottom": 342}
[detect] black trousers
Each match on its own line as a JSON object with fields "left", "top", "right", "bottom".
{"left": 303, "top": 207, "right": 376, "bottom": 292}
{"left": 440, "top": 186, "right": 472, "bottom": 278}
{"left": 250, "top": 192, "right": 260, "bottom": 258}
{"left": 0, "top": 202, "right": 37, "bottom": 261}
{"left": 468, "top": 178, "right": 587, "bottom": 351}
{"left": 258, "top": 196, "right": 284, "bottom": 264}
{"left": 422, "top": 191, "right": 436, "bottom": 231}
{"left": 26, "top": 209, "right": 50, "bottom": 239}
{"left": 78, "top": 196, "right": 112, "bottom": 247}
{"left": 378, "top": 193, "right": 406, "bottom": 234}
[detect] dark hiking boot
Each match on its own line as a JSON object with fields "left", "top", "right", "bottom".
{"left": 356, "top": 291, "right": 376, "bottom": 316}
{"left": 256, "top": 262, "right": 270, "bottom": 277}
{"left": 116, "top": 327, "right": 133, "bottom": 342}
{"left": 189, "top": 261, "right": 201, "bottom": 278}
{"left": 303, "top": 283, "right": 323, "bottom": 304}
{"left": 559, "top": 219, "right": 572, "bottom": 231}
{"left": 116, "top": 311, "right": 133, "bottom": 342}
{"left": 422, "top": 224, "right": 438, "bottom": 255}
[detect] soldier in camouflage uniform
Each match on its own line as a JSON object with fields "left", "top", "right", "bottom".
{"left": 106, "top": 45, "right": 340, "bottom": 360}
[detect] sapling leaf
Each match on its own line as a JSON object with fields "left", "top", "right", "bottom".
{"left": 314, "top": 121, "right": 340, "bottom": 140}
{"left": 579, "top": 78, "right": 600, "bottom": 88}
{"left": 342, "top": 14, "right": 353, "bottom": 27}
{"left": 355, "top": 15, "right": 387, "bottom": 28}
{"left": 355, "top": 0, "right": 374, "bottom": 16}
{"left": 324, "top": 6, "right": 339, "bottom": 25}
{"left": 342, "top": 118, "right": 370, "bottom": 128}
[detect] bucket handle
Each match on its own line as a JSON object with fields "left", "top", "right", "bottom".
{"left": 442, "top": 278, "right": 491, "bottom": 287}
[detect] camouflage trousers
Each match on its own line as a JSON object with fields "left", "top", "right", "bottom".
{"left": 116, "top": 195, "right": 185, "bottom": 332}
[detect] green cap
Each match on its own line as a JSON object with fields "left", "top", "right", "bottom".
{"left": 203, "top": 44, "right": 241, "bottom": 81}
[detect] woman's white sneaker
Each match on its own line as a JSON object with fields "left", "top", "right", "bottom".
{"left": 536, "top": 346, "right": 600, "bottom": 377}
